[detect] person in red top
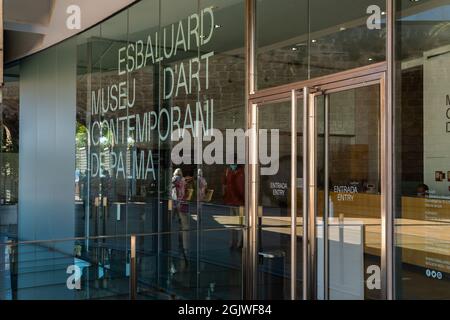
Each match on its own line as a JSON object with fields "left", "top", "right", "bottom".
{"left": 222, "top": 163, "right": 245, "bottom": 249}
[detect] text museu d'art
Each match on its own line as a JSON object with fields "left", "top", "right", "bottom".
{"left": 89, "top": 7, "right": 216, "bottom": 180}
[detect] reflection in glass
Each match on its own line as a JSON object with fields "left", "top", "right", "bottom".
{"left": 395, "top": 0, "right": 450, "bottom": 300}
{"left": 72, "top": 0, "right": 246, "bottom": 300}
{"left": 0, "top": 67, "right": 20, "bottom": 240}
{"left": 255, "top": 0, "right": 386, "bottom": 89}
{"left": 317, "top": 85, "right": 382, "bottom": 300}
{"left": 257, "top": 101, "right": 292, "bottom": 299}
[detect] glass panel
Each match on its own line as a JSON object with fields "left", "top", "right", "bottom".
{"left": 76, "top": 11, "right": 131, "bottom": 284}
{"left": 0, "top": 66, "right": 20, "bottom": 241}
{"left": 255, "top": 0, "right": 386, "bottom": 90}
{"left": 198, "top": 0, "right": 246, "bottom": 299}
{"left": 318, "top": 85, "right": 382, "bottom": 300}
{"left": 0, "top": 238, "right": 130, "bottom": 300}
{"left": 255, "top": 0, "right": 309, "bottom": 89}
{"left": 395, "top": 0, "right": 450, "bottom": 300}
{"left": 0, "top": 239, "right": 15, "bottom": 299}
{"left": 257, "top": 101, "right": 291, "bottom": 299}
{"left": 0, "top": 230, "right": 243, "bottom": 300}
{"left": 75, "top": 26, "right": 100, "bottom": 240}
{"left": 199, "top": 229, "right": 243, "bottom": 299}
{"left": 0, "top": 0, "right": 248, "bottom": 300}
{"left": 136, "top": 232, "right": 199, "bottom": 300}
{"left": 315, "top": 94, "right": 326, "bottom": 299}
{"left": 308, "top": 0, "right": 386, "bottom": 79}
{"left": 71, "top": 0, "right": 246, "bottom": 300}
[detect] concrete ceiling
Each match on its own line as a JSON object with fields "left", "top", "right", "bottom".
{"left": 4, "top": 0, "right": 137, "bottom": 63}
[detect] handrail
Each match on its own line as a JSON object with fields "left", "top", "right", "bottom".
{"left": 0, "top": 225, "right": 248, "bottom": 300}
{"left": 0, "top": 226, "right": 247, "bottom": 247}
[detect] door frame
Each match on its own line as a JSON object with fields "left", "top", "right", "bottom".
{"left": 246, "top": 62, "right": 390, "bottom": 300}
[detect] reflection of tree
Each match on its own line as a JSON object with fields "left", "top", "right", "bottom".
{"left": 75, "top": 122, "right": 88, "bottom": 149}
{"left": 0, "top": 124, "right": 19, "bottom": 204}
{"left": 75, "top": 120, "right": 118, "bottom": 201}
{"left": 75, "top": 123, "right": 89, "bottom": 201}
{"left": 75, "top": 122, "right": 89, "bottom": 176}
{"left": 1, "top": 125, "right": 14, "bottom": 152}
{"left": 75, "top": 121, "right": 116, "bottom": 191}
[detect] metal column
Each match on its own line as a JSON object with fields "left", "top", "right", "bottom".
{"left": 302, "top": 87, "right": 310, "bottom": 300}
{"left": 245, "top": 0, "right": 257, "bottom": 300}
{"left": 323, "top": 94, "right": 330, "bottom": 300}
{"left": 290, "top": 90, "right": 298, "bottom": 300}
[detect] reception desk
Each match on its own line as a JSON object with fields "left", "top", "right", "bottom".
{"left": 261, "top": 192, "right": 449, "bottom": 274}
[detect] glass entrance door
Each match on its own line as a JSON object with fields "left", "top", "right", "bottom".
{"left": 255, "top": 94, "right": 304, "bottom": 300}
{"left": 311, "top": 83, "right": 384, "bottom": 300}
{"left": 251, "top": 67, "right": 386, "bottom": 300}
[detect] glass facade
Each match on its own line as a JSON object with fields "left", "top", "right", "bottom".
{"left": 74, "top": 0, "right": 246, "bottom": 300}
{"left": 394, "top": 0, "right": 450, "bottom": 300}
{"left": 255, "top": 0, "right": 386, "bottom": 89}
{"left": 0, "top": 0, "right": 449, "bottom": 300}
{"left": 0, "top": 65, "right": 19, "bottom": 238}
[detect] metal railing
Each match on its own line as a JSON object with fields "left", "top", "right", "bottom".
{"left": 0, "top": 226, "right": 246, "bottom": 300}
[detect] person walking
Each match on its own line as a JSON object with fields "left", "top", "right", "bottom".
{"left": 171, "top": 168, "right": 190, "bottom": 264}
